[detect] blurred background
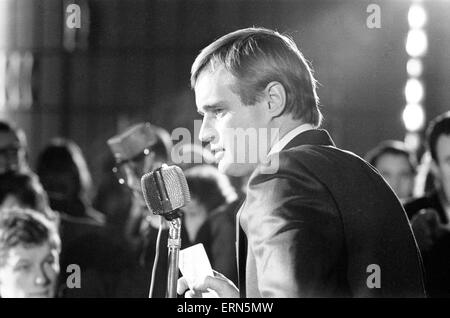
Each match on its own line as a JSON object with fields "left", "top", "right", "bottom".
{"left": 0, "top": 0, "right": 449, "bottom": 186}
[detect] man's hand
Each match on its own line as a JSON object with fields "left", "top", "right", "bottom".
{"left": 177, "top": 270, "right": 240, "bottom": 298}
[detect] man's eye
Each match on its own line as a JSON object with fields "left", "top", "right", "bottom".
{"left": 14, "top": 264, "right": 31, "bottom": 272}
{"left": 214, "top": 109, "right": 225, "bottom": 118}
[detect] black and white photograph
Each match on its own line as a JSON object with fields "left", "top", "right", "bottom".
{"left": 0, "top": 0, "right": 449, "bottom": 305}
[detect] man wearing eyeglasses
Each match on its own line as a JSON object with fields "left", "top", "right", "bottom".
{"left": 108, "top": 122, "right": 174, "bottom": 243}
{"left": 107, "top": 122, "right": 175, "bottom": 297}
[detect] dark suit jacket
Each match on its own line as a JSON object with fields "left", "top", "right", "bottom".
{"left": 236, "top": 129, "right": 426, "bottom": 297}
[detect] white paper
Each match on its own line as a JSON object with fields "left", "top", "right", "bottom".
{"left": 179, "top": 243, "right": 219, "bottom": 298}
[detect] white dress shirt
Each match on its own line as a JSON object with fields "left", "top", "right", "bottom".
{"left": 267, "top": 123, "right": 314, "bottom": 157}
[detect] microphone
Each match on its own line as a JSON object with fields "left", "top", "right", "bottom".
{"left": 141, "top": 164, "right": 190, "bottom": 298}
{"left": 141, "top": 164, "right": 190, "bottom": 221}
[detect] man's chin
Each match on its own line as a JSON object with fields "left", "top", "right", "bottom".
{"left": 218, "top": 161, "right": 256, "bottom": 177}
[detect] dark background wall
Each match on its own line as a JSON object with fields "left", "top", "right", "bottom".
{"left": 0, "top": 0, "right": 449, "bottom": 186}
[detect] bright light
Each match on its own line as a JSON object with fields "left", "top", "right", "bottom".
{"left": 403, "top": 104, "right": 425, "bottom": 132}
{"left": 407, "top": 58, "right": 423, "bottom": 77}
{"left": 408, "top": 4, "right": 427, "bottom": 29}
{"left": 406, "top": 29, "right": 428, "bottom": 57}
{"left": 405, "top": 78, "right": 424, "bottom": 104}
{"left": 404, "top": 132, "right": 421, "bottom": 152}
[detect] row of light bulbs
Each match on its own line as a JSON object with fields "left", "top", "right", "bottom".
{"left": 403, "top": 1, "right": 427, "bottom": 134}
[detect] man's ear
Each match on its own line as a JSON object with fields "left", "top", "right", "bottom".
{"left": 265, "top": 81, "right": 286, "bottom": 118}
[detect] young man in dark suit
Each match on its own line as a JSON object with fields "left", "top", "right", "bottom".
{"left": 404, "top": 112, "right": 450, "bottom": 297}
{"left": 178, "top": 27, "right": 426, "bottom": 298}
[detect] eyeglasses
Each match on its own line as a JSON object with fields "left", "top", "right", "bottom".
{"left": 112, "top": 148, "right": 152, "bottom": 186}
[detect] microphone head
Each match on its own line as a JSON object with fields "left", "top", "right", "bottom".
{"left": 141, "top": 165, "right": 190, "bottom": 217}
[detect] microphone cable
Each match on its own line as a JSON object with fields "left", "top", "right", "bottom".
{"left": 148, "top": 216, "right": 164, "bottom": 298}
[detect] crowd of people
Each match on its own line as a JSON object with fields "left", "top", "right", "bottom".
{"left": 366, "top": 113, "right": 450, "bottom": 297}
{"left": 0, "top": 120, "right": 241, "bottom": 297}
{"left": 0, "top": 27, "right": 449, "bottom": 298}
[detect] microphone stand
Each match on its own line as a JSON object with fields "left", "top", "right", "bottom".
{"left": 166, "top": 213, "right": 182, "bottom": 298}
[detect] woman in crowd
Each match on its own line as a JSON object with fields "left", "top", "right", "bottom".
{"left": 36, "top": 138, "right": 104, "bottom": 224}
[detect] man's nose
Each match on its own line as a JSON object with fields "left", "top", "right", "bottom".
{"left": 198, "top": 117, "right": 218, "bottom": 145}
